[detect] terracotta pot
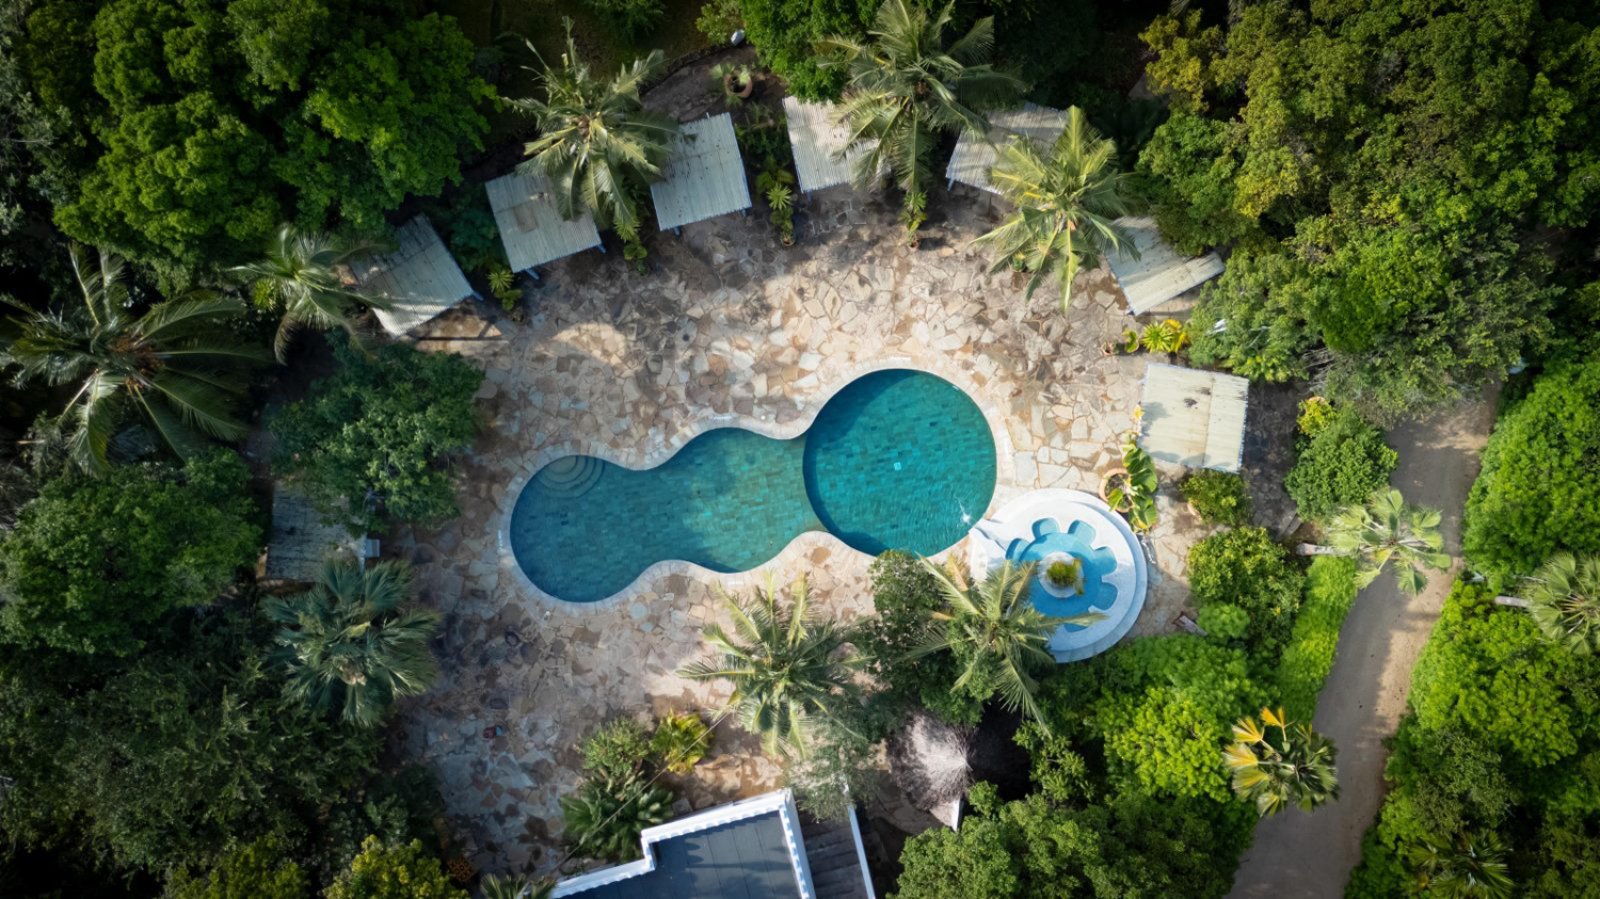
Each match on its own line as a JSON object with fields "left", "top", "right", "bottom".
{"left": 725, "top": 74, "right": 754, "bottom": 99}
{"left": 1099, "top": 467, "right": 1132, "bottom": 509}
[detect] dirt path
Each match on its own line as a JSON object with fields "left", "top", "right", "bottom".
{"left": 1226, "top": 392, "right": 1499, "bottom": 899}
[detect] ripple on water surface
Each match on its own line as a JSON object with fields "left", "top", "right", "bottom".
{"left": 508, "top": 369, "right": 997, "bottom": 602}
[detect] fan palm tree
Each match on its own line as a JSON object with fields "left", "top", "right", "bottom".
{"left": 509, "top": 20, "right": 680, "bottom": 240}
{"left": 1324, "top": 489, "right": 1451, "bottom": 595}
{"left": 678, "top": 577, "right": 860, "bottom": 758}
{"left": 1520, "top": 553, "right": 1600, "bottom": 655}
{"left": 228, "top": 224, "right": 389, "bottom": 362}
{"left": 913, "top": 558, "right": 1101, "bottom": 728}
{"left": 972, "top": 106, "right": 1140, "bottom": 312}
{"left": 1404, "top": 831, "right": 1515, "bottom": 898}
{"left": 822, "top": 0, "right": 1024, "bottom": 225}
{"left": 1222, "top": 706, "right": 1340, "bottom": 816}
{"left": 264, "top": 561, "right": 441, "bottom": 727}
{"left": 0, "top": 245, "right": 266, "bottom": 473}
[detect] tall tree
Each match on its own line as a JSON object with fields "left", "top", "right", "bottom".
{"left": 914, "top": 559, "right": 1099, "bottom": 728}
{"left": 229, "top": 224, "right": 388, "bottom": 362}
{"left": 1, "top": 245, "right": 265, "bottom": 472}
{"left": 1404, "top": 832, "right": 1516, "bottom": 899}
{"left": 1324, "top": 489, "right": 1450, "bottom": 595}
{"left": 510, "top": 23, "right": 679, "bottom": 241}
{"left": 265, "top": 561, "right": 441, "bottom": 727}
{"left": 678, "top": 577, "right": 859, "bottom": 757}
{"left": 972, "top": 106, "right": 1138, "bottom": 312}
{"left": 1222, "top": 706, "right": 1339, "bottom": 816}
{"left": 1521, "top": 553, "right": 1600, "bottom": 656}
{"left": 823, "top": 0, "right": 1023, "bottom": 230}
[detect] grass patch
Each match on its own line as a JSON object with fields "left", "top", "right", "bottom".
{"left": 1274, "top": 556, "right": 1360, "bottom": 721}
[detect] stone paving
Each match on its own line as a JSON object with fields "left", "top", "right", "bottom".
{"left": 389, "top": 186, "right": 1229, "bottom": 877}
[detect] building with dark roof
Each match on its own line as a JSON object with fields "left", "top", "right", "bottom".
{"left": 552, "top": 789, "right": 874, "bottom": 899}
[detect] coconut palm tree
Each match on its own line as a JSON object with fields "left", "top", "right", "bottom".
{"left": 228, "top": 224, "right": 388, "bottom": 362}
{"left": 678, "top": 577, "right": 859, "bottom": 757}
{"left": 0, "top": 245, "right": 266, "bottom": 473}
{"left": 1520, "top": 553, "right": 1600, "bottom": 655}
{"left": 1404, "top": 831, "right": 1515, "bottom": 899}
{"left": 264, "top": 561, "right": 441, "bottom": 727}
{"left": 1222, "top": 706, "right": 1340, "bottom": 817}
{"left": 1323, "top": 489, "right": 1451, "bottom": 595}
{"left": 822, "top": 0, "right": 1024, "bottom": 228}
{"left": 972, "top": 106, "right": 1139, "bottom": 312}
{"left": 509, "top": 20, "right": 680, "bottom": 240}
{"left": 913, "top": 558, "right": 1101, "bottom": 728}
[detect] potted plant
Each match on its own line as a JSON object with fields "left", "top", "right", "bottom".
{"left": 1041, "top": 556, "right": 1084, "bottom": 597}
{"left": 710, "top": 62, "right": 755, "bottom": 104}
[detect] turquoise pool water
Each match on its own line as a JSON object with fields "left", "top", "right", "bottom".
{"left": 1006, "top": 519, "right": 1119, "bottom": 629}
{"left": 509, "top": 369, "right": 996, "bottom": 602}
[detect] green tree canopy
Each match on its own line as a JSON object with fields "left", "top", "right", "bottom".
{"left": 324, "top": 837, "right": 466, "bottom": 899}
{"left": 268, "top": 336, "right": 482, "bottom": 531}
{"left": 37, "top": 0, "right": 490, "bottom": 270}
{"left": 736, "top": 0, "right": 878, "bottom": 100}
{"left": 0, "top": 450, "right": 260, "bottom": 655}
{"left": 1141, "top": 0, "right": 1599, "bottom": 420}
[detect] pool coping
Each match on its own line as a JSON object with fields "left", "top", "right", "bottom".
{"left": 494, "top": 354, "right": 1018, "bottom": 611}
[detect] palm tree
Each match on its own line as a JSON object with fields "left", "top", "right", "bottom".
{"left": 480, "top": 873, "right": 555, "bottom": 899}
{"left": 1521, "top": 553, "right": 1600, "bottom": 655}
{"left": 822, "top": 0, "right": 1024, "bottom": 226}
{"left": 264, "top": 561, "right": 441, "bottom": 727}
{"left": 678, "top": 577, "right": 859, "bottom": 757}
{"left": 913, "top": 558, "right": 1101, "bottom": 728}
{"left": 1404, "top": 831, "right": 1515, "bottom": 898}
{"left": 228, "top": 224, "right": 388, "bottom": 362}
{"left": 0, "top": 245, "right": 266, "bottom": 473}
{"left": 509, "top": 20, "right": 680, "bottom": 240}
{"left": 972, "top": 106, "right": 1139, "bottom": 312}
{"left": 1323, "top": 489, "right": 1451, "bottom": 595}
{"left": 1222, "top": 706, "right": 1340, "bottom": 816}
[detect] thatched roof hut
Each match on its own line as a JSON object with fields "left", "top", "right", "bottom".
{"left": 888, "top": 713, "right": 974, "bottom": 829}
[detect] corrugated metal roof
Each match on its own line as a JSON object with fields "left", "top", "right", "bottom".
{"left": 350, "top": 216, "right": 476, "bottom": 336}
{"left": 486, "top": 169, "right": 604, "bottom": 273}
{"left": 1106, "top": 216, "right": 1226, "bottom": 315}
{"left": 264, "top": 486, "right": 358, "bottom": 583}
{"left": 651, "top": 114, "right": 752, "bottom": 230}
{"left": 783, "top": 96, "right": 872, "bottom": 194}
{"left": 945, "top": 103, "right": 1067, "bottom": 194}
{"left": 1140, "top": 362, "right": 1250, "bottom": 473}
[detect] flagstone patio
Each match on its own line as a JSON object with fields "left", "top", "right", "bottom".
{"left": 388, "top": 187, "right": 1250, "bottom": 876}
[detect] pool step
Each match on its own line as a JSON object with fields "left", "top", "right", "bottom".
{"left": 534, "top": 455, "right": 605, "bottom": 498}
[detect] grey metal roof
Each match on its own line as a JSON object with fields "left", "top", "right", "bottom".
{"left": 651, "top": 114, "right": 752, "bottom": 230}
{"left": 350, "top": 216, "right": 476, "bottom": 337}
{"left": 1105, "top": 216, "right": 1226, "bottom": 315}
{"left": 552, "top": 791, "right": 846, "bottom": 899}
{"left": 783, "top": 96, "right": 876, "bottom": 194}
{"left": 486, "top": 169, "right": 604, "bottom": 273}
{"left": 264, "top": 486, "right": 359, "bottom": 582}
{"left": 945, "top": 103, "right": 1066, "bottom": 194}
{"left": 1140, "top": 362, "right": 1250, "bottom": 473}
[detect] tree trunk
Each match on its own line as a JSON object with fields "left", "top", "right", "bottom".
{"left": 1493, "top": 595, "right": 1530, "bottom": 608}
{"left": 1296, "top": 543, "right": 1342, "bottom": 556}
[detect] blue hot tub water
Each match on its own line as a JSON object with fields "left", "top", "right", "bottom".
{"left": 1005, "top": 518, "right": 1120, "bottom": 630}
{"left": 509, "top": 369, "right": 997, "bottom": 602}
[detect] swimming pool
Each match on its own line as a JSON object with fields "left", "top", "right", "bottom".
{"left": 508, "top": 369, "right": 997, "bottom": 602}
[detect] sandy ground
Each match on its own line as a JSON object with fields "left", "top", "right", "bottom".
{"left": 1226, "top": 390, "right": 1500, "bottom": 898}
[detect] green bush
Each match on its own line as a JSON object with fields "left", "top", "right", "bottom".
{"left": 1187, "top": 527, "right": 1305, "bottom": 657}
{"left": 581, "top": 718, "right": 655, "bottom": 782}
{"left": 270, "top": 337, "right": 483, "bottom": 531}
{"left": 1464, "top": 357, "right": 1600, "bottom": 583}
{"left": 0, "top": 451, "right": 261, "bottom": 656}
{"left": 163, "top": 835, "right": 310, "bottom": 899}
{"left": 582, "top": 0, "right": 665, "bottom": 41}
{"left": 325, "top": 837, "right": 466, "bottom": 899}
{"left": 1273, "top": 557, "right": 1359, "bottom": 720}
{"left": 651, "top": 712, "right": 713, "bottom": 774}
{"left": 561, "top": 776, "right": 674, "bottom": 861}
{"left": 1180, "top": 471, "right": 1252, "bottom": 526}
{"left": 1283, "top": 407, "right": 1397, "bottom": 521}
{"left": 1196, "top": 603, "right": 1249, "bottom": 642}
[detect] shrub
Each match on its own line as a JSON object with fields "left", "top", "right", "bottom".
{"left": 1196, "top": 603, "right": 1249, "bottom": 642}
{"left": 650, "top": 712, "right": 712, "bottom": 774}
{"left": 270, "top": 336, "right": 482, "bottom": 531}
{"left": 583, "top": 0, "right": 665, "bottom": 40}
{"left": 325, "top": 837, "right": 466, "bottom": 899}
{"left": 859, "top": 550, "right": 984, "bottom": 725}
{"left": 1180, "top": 470, "right": 1252, "bottom": 526}
{"left": 1274, "top": 557, "right": 1359, "bottom": 720}
{"left": 0, "top": 451, "right": 261, "bottom": 656}
{"left": 1296, "top": 396, "right": 1335, "bottom": 436}
{"left": 1463, "top": 357, "right": 1600, "bottom": 582}
{"left": 581, "top": 719, "right": 655, "bottom": 782}
{"left": 1283, "top": 407, "right": 1397, "bottom": 522}
{"left": 1187, "top": 527, "right": 1305, "bottom": 657}
{"left": 561, "top": 777, "right": 674, "bottom": 861}
{"left": 164, "top": 835, "right": 310, "bottom": 899}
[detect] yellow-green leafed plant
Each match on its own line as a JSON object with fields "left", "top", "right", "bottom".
{"left": 1140, "top": 318, "right": 1190, "bottom": 354}
{"left": 1324, "top": 489, "right": 1450, "bottom": 595}
{"left": 1223, "top": 707, "right": 1340, "bottom": 817}
{"left": 651, "top": 711, "right": 714, "bottom": 774}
